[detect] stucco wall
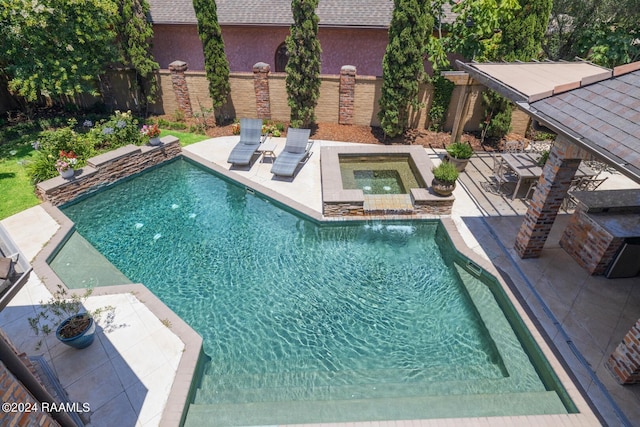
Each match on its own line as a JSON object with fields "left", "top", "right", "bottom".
{"left": 152, "top": 24, "right": 388, "bottom": 76}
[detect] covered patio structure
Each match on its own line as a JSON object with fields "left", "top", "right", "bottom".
{"left": 451, "top": 60, "right": 640, "bottom": 390}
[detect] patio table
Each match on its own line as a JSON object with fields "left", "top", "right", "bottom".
{"left": 257, "top": 141, "right": 277, "bottom": 162}
{"left": 501, "top": 153, "right": 598, "bottom": 200}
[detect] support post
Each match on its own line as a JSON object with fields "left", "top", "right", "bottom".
{"left": 339, "top": 65, "right": 356, "bottom": 125}
{"left": 253, "top": 62, "right": 271, "bottom": 120}
{"left": 168, "top": 60, "right": 193, "bottom": 118}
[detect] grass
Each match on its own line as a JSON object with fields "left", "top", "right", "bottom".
{"left": 0, "top": 134, "right": 41, "bottom": 220}
{"left": 159, "top": 129, "right": 209, "bottom": 146}
{"left": 0, "top": 126, "right": 211, "bottom": 220}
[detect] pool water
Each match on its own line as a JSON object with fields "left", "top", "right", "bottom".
{"left": 340, "top": 156, "right": 422, "bottom": 194}
{"left": 58, "top": 159, "right": 573, "bottom": 425}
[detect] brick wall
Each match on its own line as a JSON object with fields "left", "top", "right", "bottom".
{"left": 607, "top": 319, "right": 640, "bottom": 384}
{"left": 149, "top": 65, "right": 489, "bottom": 131}
{"left": 559, "top": 207, "right": 625, "bottom": 275}
{"left": 0, "top": 361, "right": 60, "bottom": 427}
{"left": 36, "top": 138, "right": 181, "bottom": 206}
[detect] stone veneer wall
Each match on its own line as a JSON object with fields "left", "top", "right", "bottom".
{"left": 559, "top": 206, "right": 625, "bottom": 275}
{"left": 36, "top": 137, "right": 181, "bottom": 206}
{"left": 607, "top": 319, "right": 640, "bottom": 384}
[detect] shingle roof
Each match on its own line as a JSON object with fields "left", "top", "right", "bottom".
{"left": 457, "top": 60, "right": 640, "bottom": 182}
{"left": 148, "top": 0, "right": 395, "bottom": 27}
{"left": 530, "top": 69, "right": 640, "bottom": 181}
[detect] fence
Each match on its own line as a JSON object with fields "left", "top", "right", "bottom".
{"left": 2, "top": 63, "right": 531, "bottom": 135}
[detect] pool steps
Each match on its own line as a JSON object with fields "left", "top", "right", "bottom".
{"left": 184, "top": 390, "right": 567, "bottom": 426}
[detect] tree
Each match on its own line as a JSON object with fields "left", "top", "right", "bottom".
{"left": 285, "top": 0, "right": 322, "bottom": 129}
{"left": 0, "top": 0, "right": 119, "bottom": 104}
{"left": 192, "top": 0, "right": 230, "bottom": 112}
{"left": 427, "top": 0, "right": 520, "bottom": 68}
{"left": 378, "top": 0, "right": 433, "bottom": 138}
{"left": 498, "top": 0, "right": 552, "bottom": 61}
{"left": 543, "top": 0, "right": 640, "bottom": 66}
{"left": 117, "top": 0, "right": 160, "bottom": 112}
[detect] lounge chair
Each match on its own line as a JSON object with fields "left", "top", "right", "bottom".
{"left": 227, "top": 118, "right": 264, "bottom": 166}
{"left": 271, "top": 128, "right": 313, "bottom": 177}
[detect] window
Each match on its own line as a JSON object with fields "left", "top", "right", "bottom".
{"left": 275, "top": 42, "right": 289, "bottom": 72}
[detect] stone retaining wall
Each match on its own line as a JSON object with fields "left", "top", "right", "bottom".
{"left": 36, "top": 137, "right": 181, "bottom": 206}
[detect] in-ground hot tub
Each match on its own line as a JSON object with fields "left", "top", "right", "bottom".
{"left": 339, "top": 154, "right": 425, "bottom": 195}
{"left": 321, "top": 145, "right": 454, "bottom": 217}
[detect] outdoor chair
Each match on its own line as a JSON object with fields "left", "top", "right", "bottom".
{"left": 581, "top": 176, "right": 608, "bottom": 191}
{"left": 502, "top": 140, "right": 525, "bottom": 153}
{"left": 491, "top": 153, "right": 518, "bottom": 194}
{"left": 0, "top": 253, "right": 18, "bottom": 294}
{"left": 271, "top": 128, "right": 313, "bottom": 177}
{"left": 227, "top": 118, "right": 264, "bottom": 166}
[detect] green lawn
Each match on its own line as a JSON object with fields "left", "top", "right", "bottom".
{"left": 0, "top": 134, "right": 41, "bottom": 220}
{"left": 0, "top": 127, "right": 211, "bottom": 220}
{"left": 160, "top": 129, "right": 210, "bottom": 146}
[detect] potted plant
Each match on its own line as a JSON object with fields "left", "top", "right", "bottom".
{"left": 445, "top": 141, "right": 474, "bottom": 172}
{"left": 431, "top": 161, "right": 459, "bottom": 197}
{"left": 141, "top": 123, "right": 161, "bottom": 146}
{"left": 56, "top": 150, "right": 78, "bottom": 179}
{"left": 28, "top": 285, "right": 114, "bottom": 350}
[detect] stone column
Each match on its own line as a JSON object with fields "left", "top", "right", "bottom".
{"left": 607, "top": 319, "right": 640, "bottom": 384}
{"left": 168, "top": 60, "right": 193, "bottom": 118}
{"left": 253, "top": 62, "right": 271, "bottom": 120}
{"left": 339, "top": 65, "right": 356, "bottom": 125}
{"left": 514, "top": 137, "right": 588, "bottom": 258}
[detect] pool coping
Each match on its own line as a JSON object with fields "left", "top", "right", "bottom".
{"left": 30, "top": 150, "right": 601, "bottom": 426}
{"left": 32, "top": 202, "right": 203, "bottom": 427}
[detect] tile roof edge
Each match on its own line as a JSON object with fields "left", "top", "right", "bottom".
{"left": 613, "top": 61, "right": 640, "bottom": 76}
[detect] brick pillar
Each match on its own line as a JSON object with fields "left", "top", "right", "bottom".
{"left": 253, "top": 62, "right": 271, "bottom": 120}
{"left": 514, "top": 139, "right": 581, "bottom": 258}
{"left": 168, "top": 60, "right": 193, "bottom": 118}
{"left": 607, "top": 319, "right": 640, "bottom": 384}
{"left": 339, "top": 65, "right": 356, "bottom": 125}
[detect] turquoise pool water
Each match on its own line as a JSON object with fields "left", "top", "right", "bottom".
{"left": 57, "top": 158, "right": 573, "bottom": 425}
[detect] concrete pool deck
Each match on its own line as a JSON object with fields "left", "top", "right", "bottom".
{"left": 0, "top": 135, "right": 636, "bottom": 426}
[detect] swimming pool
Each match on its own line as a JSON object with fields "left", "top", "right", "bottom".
{"left": 56, "top": 158, "right": 575, "bottom": 425}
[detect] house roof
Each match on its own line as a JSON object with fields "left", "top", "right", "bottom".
{"left": 149, "top": 0, "right": 394, "bottom": 27}
{"left": 148, "top": 0, "right": 457, "bottom": 27}
{"left": 456, "top": 60, "right": 640, "bottom": 183}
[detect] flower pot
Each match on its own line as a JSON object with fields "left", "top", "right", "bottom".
{"left": 56, "top": 314, "right": 96, "bottom": 349}
{"left": 432, "top": 178, "right": 456, "bottom": 197}
{"left": 445, "top": 155, "right": 470, "bottom": 172}
{"left": 59, "top": 168, "right": 75, "bottom": 179}
{"left": 149, "top": 137, "right": 161, "bottom": 146}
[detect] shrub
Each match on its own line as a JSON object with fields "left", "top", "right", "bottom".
{"left": 27, "top": 122, "right": 94, "bottom": 183}
{"left": 446, "top": 141, "right": 473, "bottom": 159}
{"left": 432, "top": 162, "right": 459, "bottom": 184}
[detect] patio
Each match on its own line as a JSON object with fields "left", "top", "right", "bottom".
{"left": 453, "top": 150, "right": 640, "bottom": 425}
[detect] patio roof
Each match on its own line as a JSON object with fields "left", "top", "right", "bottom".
{"left": 456, "top": 60, "right": 640, "bottom": 184}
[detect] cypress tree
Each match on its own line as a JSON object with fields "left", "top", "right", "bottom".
{"left": 118, "top": 0, "right": 159, "bottom": 112}
{"left": 378, "top": 0, "right": 433, "bottom": 138}
{"left": 499, "top": 0, "right": 553, "bottom": 60}
{"left": 285, "top": 0, "right": 322, "bottom": 129}
{"left": 193, "top": 0, "right": 231, "bottom": 111}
